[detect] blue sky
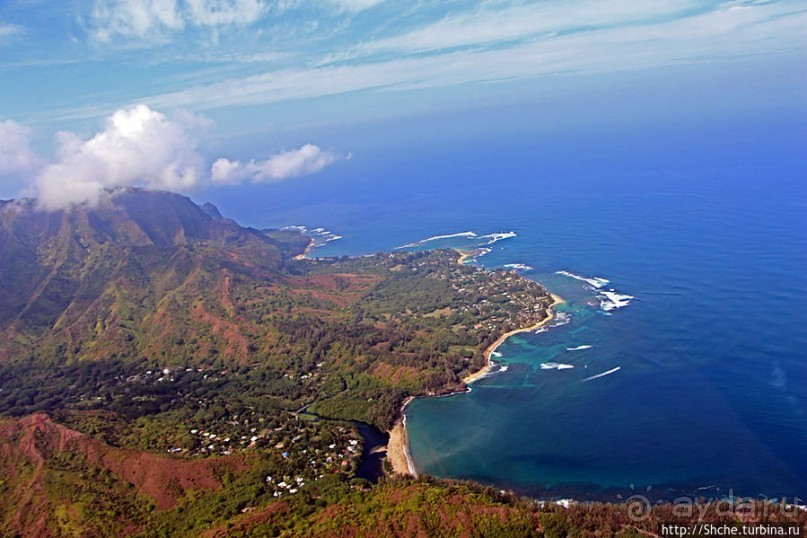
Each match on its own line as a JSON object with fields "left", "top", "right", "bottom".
{"left": 0, "top": 0, "right": 805, "bottom": 205}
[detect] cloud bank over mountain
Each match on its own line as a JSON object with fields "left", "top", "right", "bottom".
{"left": 0, "top": 105, "right": 341, "bottom": 210}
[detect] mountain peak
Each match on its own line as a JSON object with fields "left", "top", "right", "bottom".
{"left": 201, "top": 202, "right": 224, "bottom": 219}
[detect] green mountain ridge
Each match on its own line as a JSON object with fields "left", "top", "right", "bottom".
{"left": 0, "top": 189, "right": 298, "bottom": 365}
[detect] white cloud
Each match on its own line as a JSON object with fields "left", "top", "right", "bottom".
{"left": 0, "top": 120, "right": 38, "bottom": 176}
{"left": 92, "top": 0, "right": 184, "bottom": 41}
{"left": 328, "top": 0, "right": 383, "bottom": 13}
{"left": 0, "top": 22, "right": 23, "bottom": 39}
{"left": 90, "top": 0, "right": 267, "bottom": 41}
{"left": 364, "top": 0, "right": 700, "bottom": 54}
{"left": 211, "top": 144, "right": 339, "bottom": 184}
{"left": 141, "top": 1, "right": 807, "bottom": 111}
{"left": 35, "top": 105, "right": 204, "bottom": 209}
{"left": 185, "top": 0, "right": 267, "bottom": 26}
{"left": 28, "top": 105, "right": 339, "bottom": 210}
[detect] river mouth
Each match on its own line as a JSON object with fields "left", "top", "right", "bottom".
{"left": 353, "top": 422, "right": 389, "bottom": 483}
{"left": 298, "top": 410, "right": 390, "bottom": 484}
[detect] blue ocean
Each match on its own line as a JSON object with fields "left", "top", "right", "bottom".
{"left": 210, "top": 113, "right": 807, "bottom": 501}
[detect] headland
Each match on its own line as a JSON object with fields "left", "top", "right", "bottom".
{"left": 386, "top": 291, "right": 563, "bottom": 476}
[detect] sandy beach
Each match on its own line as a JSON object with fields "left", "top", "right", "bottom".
{"left": 462, "top": 293, "right": 564, "bottom": 385}
{"left": 387, "top": 397, "right": 417, "bottom": 476}
{"left": 293, "top": 238, "right": 315, "bottom": 260}
{"left": 456, "top": 250, "right": 473, "bottom": 265}
{"left": 386, "top": 293, "right": 563, "bottom": 476}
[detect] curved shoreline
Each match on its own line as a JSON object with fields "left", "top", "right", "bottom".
{"left": 385, "top": 292, "right": 564, "bottom": 476}
{"left": 456, "top": 250, "right": 473, "bottom": 265}
{"left": 386, "top": 401, "right": 417, "bottom": 476}
{"left": 293, "top": 237, "right": 315, "bottom": 260}
{"left": 464, "top": 293, "right": 564, "bottom": 385}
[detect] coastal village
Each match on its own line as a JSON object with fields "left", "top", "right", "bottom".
{"left": 58, "top": 364, "right": 367, "bottom": 497}
{"left": 441, "top": 254, "right": 552, "bottom": 333}
{"left": 314, "top": 248, "right": 554, "bottom": 336}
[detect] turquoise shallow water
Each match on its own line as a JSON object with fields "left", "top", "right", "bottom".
{"left": 401, "top": 182, "right": 807, "bottom": 500}
{"left": 216, "top": 116, "right": 807, "bottom": 501}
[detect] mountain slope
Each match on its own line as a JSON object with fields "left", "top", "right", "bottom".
{"left": 0, "top": 189, "right": 294, "bottom": 365}
{"left": 0, "top": 189, "right": 554, "bottom": 428}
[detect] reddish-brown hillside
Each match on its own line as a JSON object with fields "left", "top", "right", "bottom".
{"left": 0, "top": 413, "right": 250, "bottom": 536}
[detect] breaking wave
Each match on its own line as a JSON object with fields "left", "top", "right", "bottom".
{"left": 503, "top": 263, "right": 533, "bottom": 271}
{"left": 396, "top": 231, "right": 479, "bottom": 249}
{"left": 282, "top": 225, "right": 342, "bottom": 254}
{"left": 555, "top": 271, "right": 634, "bottom": 312}
{"left": 599, "top": 290, "right": 634, "bottom": 312}
{"left": 582, "top": 367, "right": 621, "bottom": 382}
{"left": 555, "top": 270, "right": 610, "bottom": 289}
{"left": 396, "top": 230, "right": 516, "bottom": 250}
{"left": 541, "top": 362, "right": 575, "bottom": 370}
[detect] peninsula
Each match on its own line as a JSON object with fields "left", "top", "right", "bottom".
{"left": 387, "top": 294, "right": 563, "bottom": 476}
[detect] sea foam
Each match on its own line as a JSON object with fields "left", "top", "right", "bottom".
{"left": 599, "top": 290, "right": 634, "bottom": 311}
{"left": 481, "top": 231, "right": 517, "bottom": 245}
{"left": 396, "top": 231, "right": 478, "bottom": 248}
{"left": 582, "top": 366, "right": 621, "bottom": 382}
{"left": 503, "top": 263, "right": 533, "bottom": 271}
{"left": 541, "top": 362, "right": 575, "bottom": 370}
{"left": 556, "top": 271, "right": 634, "bottom": 312}
{"left": 464, "top": 247, "right": 493, "bottom": 262}
{"left": 396, "top": 230, "right": 516, "bottom": 250}
{"left": 283, "top": 225, "right": 342, "bottom": 255}
{"left": 550, "top": 312, "right": 571, "bottom": 328}
{"left": 556, "top": 270, "right": 610, "bottom": 289}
